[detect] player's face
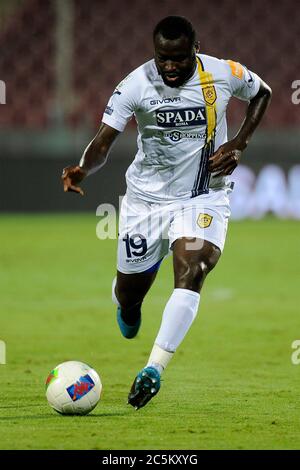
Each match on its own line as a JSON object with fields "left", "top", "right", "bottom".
{"left": 154, "top": 34, "right": 196, "bottom": 88}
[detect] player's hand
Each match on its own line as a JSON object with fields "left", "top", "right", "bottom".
{"left": 208, "top": 140, "right": 242, "bottom": 176}
{"left": 61, "top": 165, "right": 87, "bottom": 196}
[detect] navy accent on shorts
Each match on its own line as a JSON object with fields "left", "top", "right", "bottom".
{"left": 143, "top": 258, "right": 163, "bottom": 274}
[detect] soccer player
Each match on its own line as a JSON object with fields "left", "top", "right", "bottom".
{"left": 62, "top": 16, "right": 271, "bottom": 410}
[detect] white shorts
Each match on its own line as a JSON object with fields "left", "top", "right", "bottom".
{"left": 117, "top": 188, "right": 231, "bottom": 274}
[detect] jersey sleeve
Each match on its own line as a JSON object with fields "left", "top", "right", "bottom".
{"left": 101, "top": 72, "right": 139, "bottom": 132}
{"left": 223, "top": 59, "right": 261, "bottom": 101}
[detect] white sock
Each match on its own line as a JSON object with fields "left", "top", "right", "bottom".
{"left": 147, "top": 344, "right": 174, "bottom": 374}
{"left": 147, "top": 288, "right": 200, "bottom": 373}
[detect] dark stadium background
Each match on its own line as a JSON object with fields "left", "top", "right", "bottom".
{"left": 0, "top": 0, "right": 299, "bottom": 213}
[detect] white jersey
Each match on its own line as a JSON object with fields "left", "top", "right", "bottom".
{"left": 102, "top": 54, "right": 261, "bottom": 202}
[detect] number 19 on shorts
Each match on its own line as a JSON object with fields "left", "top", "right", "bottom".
{"left": 123, "top": 233, "right": 148, "bottom": 258}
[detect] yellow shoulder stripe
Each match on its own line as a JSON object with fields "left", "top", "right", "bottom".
{"left": 196, "top": 57, "right": 217, "bottom": 144}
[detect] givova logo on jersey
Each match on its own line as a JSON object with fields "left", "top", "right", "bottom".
{"left": 156, "top": 106, "right": 206, "bottom": 128}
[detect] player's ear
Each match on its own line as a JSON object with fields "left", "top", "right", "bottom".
{"left": 195, "top": 41, "right": 200, "bottom": 53}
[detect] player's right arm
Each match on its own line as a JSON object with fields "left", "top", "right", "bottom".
{"left": 62, "top": 123, "right": 119, "bottom": 196}
{"left": 62, "top": 69, "right": 141, "bottom": 195}
{"left": 62, "top": 68, "right": 139, "bottom": 196}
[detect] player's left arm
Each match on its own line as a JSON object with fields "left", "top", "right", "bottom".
{"left": 208, "top": 79, "right": 272, "bottom": 176}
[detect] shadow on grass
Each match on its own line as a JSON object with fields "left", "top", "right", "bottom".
{"left": 0, "top": 411, "right": 129, "bottom": 421}
{"left": 0, "top": 404, "right": 43, "bottom": 409}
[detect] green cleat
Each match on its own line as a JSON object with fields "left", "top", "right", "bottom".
{"left": 128, "top": 366, "right": 161, "bottom": 410}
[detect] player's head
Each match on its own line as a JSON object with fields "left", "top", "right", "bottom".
{"left": 153, "top": 16, "right": 198, "bottom": 88}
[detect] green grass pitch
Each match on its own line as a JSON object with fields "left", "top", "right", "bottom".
{"left": 0, "top": 214, "right": 300, "bottom": 450}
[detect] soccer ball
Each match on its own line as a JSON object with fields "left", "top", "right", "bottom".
{"left": 45, "top": 361, "right": 102, "bottom": 415}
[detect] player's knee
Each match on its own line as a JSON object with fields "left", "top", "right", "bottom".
{"left": 175, "top": 260, "right": 206, "bottom": 290}
{"left": 175, "top": 254, "right": 220, "bottom": 292}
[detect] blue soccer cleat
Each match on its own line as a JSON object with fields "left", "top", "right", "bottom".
{"left": 117, "top": 306, "right": 141, "bottom": 339}
{"left": 128, "top": 366, "right": 161, "bottom": 410}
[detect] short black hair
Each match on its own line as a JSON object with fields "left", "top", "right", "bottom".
{"left": 153, "top": 16, "right": 196, "bottom": 47}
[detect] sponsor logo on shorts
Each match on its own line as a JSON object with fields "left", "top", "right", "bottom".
{"left": 126, "top": 255, "right": 149, "bottom": 264}
{"left": 197, "top": 213, "right": 213, "bottom": 228}
{"left": 66, "top": 374, "right": 95, "bottom": 401}
{"left": 163, "top": 130, "right": 207, "bottom": 142}
{"left": 156, "top": 107, "right": 206, "bottom": 128}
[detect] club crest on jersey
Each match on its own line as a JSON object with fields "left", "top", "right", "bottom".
{"left": 66, "top": 374, "right": 95, "bottom": 401}
{"left": 202, "top": 86, "right": 217, "bottom": 105}
{"left": 156, "top": 106, "right": 206, "bottom": 128}
{"left": 197, "top": 213, "right": 213, "bottom": 228}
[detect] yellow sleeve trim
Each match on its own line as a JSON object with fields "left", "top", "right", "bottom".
{"left": 227, "top": 60, "right": 244, "bottom": 80}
